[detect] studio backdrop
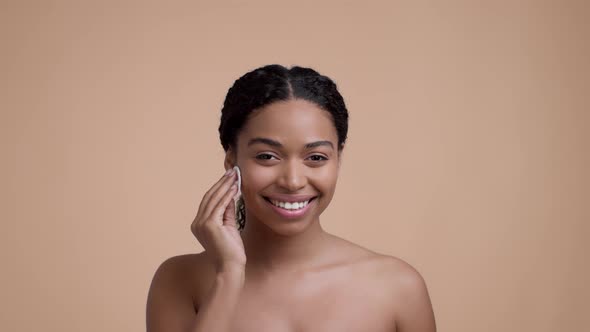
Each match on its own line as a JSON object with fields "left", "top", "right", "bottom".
{"left": 2, "top": 1, "right": 588, "bottom": 331}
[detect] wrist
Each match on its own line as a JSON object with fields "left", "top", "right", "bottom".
{"left": 216, "top": 263, "right": 246, "bottom": 283}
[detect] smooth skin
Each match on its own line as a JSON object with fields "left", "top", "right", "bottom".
{"left": 146, "top": 99, "right": 436, "bottom": 332}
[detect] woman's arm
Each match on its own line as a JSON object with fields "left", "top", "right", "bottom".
{"left": 146, "top": 257, "right": 245, "bottom": 332}
{"left": 189, "top": 265, "right": 245, "bottom": 332}
{"left": 394, "top": 267, "right": 436, "bottom": 332}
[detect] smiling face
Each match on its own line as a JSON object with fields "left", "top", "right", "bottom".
{"left": 225, "top": 98, "right": 342, "bottom": 236}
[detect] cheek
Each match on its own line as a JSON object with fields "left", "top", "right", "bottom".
{"left": 318, "top": 162, "right": 339, "bottom": 185}
{"left": 239, "top": 166, "right": 273, "bottom": 195}
{"left": 311, "top": 171, "right": 338, "bottom": 195}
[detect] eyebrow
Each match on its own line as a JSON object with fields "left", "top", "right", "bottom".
{"left": 247, "top": 137, "right": 334, "bottom": 150}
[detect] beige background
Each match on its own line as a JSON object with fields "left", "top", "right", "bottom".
{"left": 1, "top": 1, "right": 588, "bottom": 331}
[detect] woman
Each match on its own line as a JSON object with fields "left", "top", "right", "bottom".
{"left": 146, "top": 64, "right": 436, "bottom": 332}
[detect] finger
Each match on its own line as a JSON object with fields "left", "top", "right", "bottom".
{"left": 192, "top": 173, "right": 233, "bottom": 233}
{"left": 209, "top": 184, "right": 237, "bottom": 226}
{"left": 223, "top": 195, "right": 237, "bottom": 228}
{"left": 200, "top": 169, "right": 234, "bottom": 211}
{"left": 202, "top": 173, "right": 237, "bottom": 220}
{"left": 196, "top": 170, "right": 235, "bottom": 222}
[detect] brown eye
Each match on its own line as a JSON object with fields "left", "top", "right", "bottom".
{"left": 308, "top": 155, "right": 328, "bottom": 162}
{"left": 255, "top": 153, "right": 277, "bottom": 160}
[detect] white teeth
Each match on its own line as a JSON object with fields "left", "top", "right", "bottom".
{"left": 271, "top": 199, "right": 310, "bottom": 210}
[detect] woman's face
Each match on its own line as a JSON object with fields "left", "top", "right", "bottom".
{"left": 228, "top": 99, "right": 342, "bottom": 235}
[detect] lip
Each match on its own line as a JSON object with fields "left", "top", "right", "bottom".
{"left": 263, "top": 196, "right": 316, "bottom": 220}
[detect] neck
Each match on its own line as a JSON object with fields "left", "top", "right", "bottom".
{"left": 239, "top": 212, "right": 328, "bottom": 276}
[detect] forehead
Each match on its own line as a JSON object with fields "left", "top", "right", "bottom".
{"left": 238, "top": 99, "right": 338, "bottom": 147}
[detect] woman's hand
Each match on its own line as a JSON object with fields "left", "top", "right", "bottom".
{"left": 191, "top": 169, "right": 246, "bottom": 273}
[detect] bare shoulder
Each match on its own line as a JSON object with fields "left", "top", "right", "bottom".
{"left": 146, "top": 252, "right": 215, "bottom": 331}
{"left": 153, "top": 252, "right": 212, "bottom": 278}
{"left": 340, "top": 242, "right": 430, "bottom": 302}
{"left": 151, "top": 252, "right": 216, "bottom": 300}
{"left": 326, "top": 235, "right": 422, "bottom": 282}
{"left": 327, "top": 236, "right": 436, "bottom": 330}
{"left": 373, "top": 254, "right": 427, "bottom": 289}
{"left": 372, "top": 255, "right": 436, "bottom": 331}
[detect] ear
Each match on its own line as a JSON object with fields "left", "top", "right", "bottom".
{"left": 224, "top": 147, "right": 237, "bottom": 171}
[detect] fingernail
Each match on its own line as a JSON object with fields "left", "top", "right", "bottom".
{"left": 225, "top": 168, "right": 232, "bottom": 176}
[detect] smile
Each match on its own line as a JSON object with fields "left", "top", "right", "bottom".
{"left": 263, "top": 196, "right": 317, "bottom": 219}
{"left": 269, "top": 199, "right": 310, "bottom": 210}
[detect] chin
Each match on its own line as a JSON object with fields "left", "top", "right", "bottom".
{"left": 262, "top": 218, "right": 316, "bottom": 237}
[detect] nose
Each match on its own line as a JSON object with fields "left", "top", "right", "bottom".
{"left": 277, "top": 159, "right": 307, "bottom": 192}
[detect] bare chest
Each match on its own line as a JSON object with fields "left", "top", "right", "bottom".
{"left": 228, "top": 273, "right": 396, "bottom": 332}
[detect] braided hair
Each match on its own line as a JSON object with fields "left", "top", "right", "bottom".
{"left": 218, "top": 64, "right": 349, "bottom": 231}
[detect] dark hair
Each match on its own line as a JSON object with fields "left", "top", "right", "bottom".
{"left": 218, "top": 64, "right": 349, "bottom": 231}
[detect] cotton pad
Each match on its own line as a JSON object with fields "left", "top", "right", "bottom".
{"left": 232, "top": 165, "right": 242, "bottom": 201}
